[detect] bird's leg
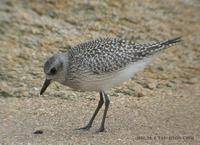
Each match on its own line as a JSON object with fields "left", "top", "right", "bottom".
{"left": 97, "top": 91, "right": 110, "bottom": 132}
{"left": 77, "top": 91, "right": 104, "bottom": 130}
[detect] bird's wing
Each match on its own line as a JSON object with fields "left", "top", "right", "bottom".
{"left": 69, "top": 37, "right": 181, "bottom": 75}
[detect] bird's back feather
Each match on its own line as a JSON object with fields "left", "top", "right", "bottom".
{"left": 68, "top": 37, "right": 181, "bottom": 75}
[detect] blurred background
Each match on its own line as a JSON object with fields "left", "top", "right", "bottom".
{"left": 0, "top": 0, "right": 200, "bottom": 144}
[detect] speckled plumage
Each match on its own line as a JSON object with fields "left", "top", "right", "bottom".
{"left": 62, "top": 37, "right": 181, "bottom": 91}
{"left": 40, "top": 37, "right": 181, "bottom": 132}
{"left": 43, "top": 37, "right": 181, "bottom": 89}
{"left": 68, "top": 37, "right": 181, "bottom": 74}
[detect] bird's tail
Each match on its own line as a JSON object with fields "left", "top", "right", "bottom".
{"left": 159, "top": 37, "right": 182, "bottom": 48}
{"left": 140, "top": 37, "right": 182, "bottom": 57}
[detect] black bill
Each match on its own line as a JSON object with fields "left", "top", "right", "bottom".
{"left": 40, "top": 79, "right": 51, "bottom": 95}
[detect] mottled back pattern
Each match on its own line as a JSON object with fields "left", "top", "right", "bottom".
{"left": 68, "top": 37, "right": 181, "bottom": 75}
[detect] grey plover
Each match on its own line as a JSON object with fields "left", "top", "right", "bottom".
{"left": 40, "top": 37, "right": 181, "bottom": 132}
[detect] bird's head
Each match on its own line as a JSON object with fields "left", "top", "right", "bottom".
{"left": 40, "top": 53, "right": 67, "bottom": 95}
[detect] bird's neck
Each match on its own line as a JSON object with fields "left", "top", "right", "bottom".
{"left": 57, "top": 52, "right": 69, "bottom": 84}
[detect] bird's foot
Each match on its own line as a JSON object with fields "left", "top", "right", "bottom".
{"left": 96, "top": 127, "right": 105, "bottom": 133}
{"left": 75, "top": 125, "right": 91, "bottom": 131}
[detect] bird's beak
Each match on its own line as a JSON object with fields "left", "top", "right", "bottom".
{"left": 40, "top": 79, "right": 51, "bottom": 95}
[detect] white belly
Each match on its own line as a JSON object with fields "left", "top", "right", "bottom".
{"left": 77, "top": 58, "right": 152, "bottom": 92}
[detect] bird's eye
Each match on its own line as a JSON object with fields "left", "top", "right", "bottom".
{"left": 50, "top": 67, "right": 57, "bottom": 75}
